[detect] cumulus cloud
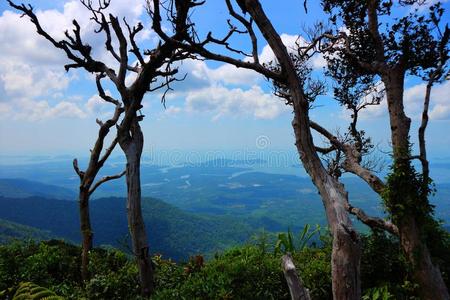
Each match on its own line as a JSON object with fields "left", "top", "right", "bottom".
{"left": 11, "top": 98, "right": 87, "bottom": 121}
{"left": 1, "top": 2, "right": 310, "bottom": 123}
{"left": 184, "top": 85, "right": 288, "bottom": 120}
{"left": 0, "top": 60, "right": 71, "bottom": 99}
{"left": 411, "top": 81, "right": 450, "bottom": 120}
{"left": 209, "top": 64, "right": 262, "bottom": 86}
{"left": 340, "top": 80, "right": 450, "bottom": 121}
{"left": 0, "top": 1, "right": 150, "bottom": 121}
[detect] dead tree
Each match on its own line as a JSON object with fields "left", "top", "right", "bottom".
{"left": 8, "top": 0, "right": 196, "bottom": 295}
{"left": 281, "top": 253, "right": 311, "bottom": 300}
{"left": 150, "top": 0, "right": 363, "bottom": 298}
{"left": 72, "top": 73, "right": 125, "bottom": 282}
{"left": 319, "top": 1, "right": 450, "bottom": 299}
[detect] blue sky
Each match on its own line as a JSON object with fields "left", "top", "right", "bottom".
{"left": 0, "top": 0, "right": 449, "bottom": 161}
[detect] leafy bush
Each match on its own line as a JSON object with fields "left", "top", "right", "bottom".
{"left": 0, "top": 227, "right": 448, "bottom": 299}
{"left": 0, "top": 240, "right": 80, "bottom": 292}
{"left": 362, "top": 285, "right": 394, "bottom": 300}
{"left": 12, "top": 282, "right": 63, "bottom": 300}
{"left": 0, "top": 240, "right": 142, "bottom": 300}
{"left": 153, "top": 245, "right": 290, "bottom": 300}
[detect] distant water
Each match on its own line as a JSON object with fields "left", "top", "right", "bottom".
{"left": 1, "top": 151, "right": 450, "bottom": 183}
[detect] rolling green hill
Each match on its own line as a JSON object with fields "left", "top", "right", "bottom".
{"left": 0, "top": 218, "right": 54, "bottom": 243}
{"left": 0, "top": 178, "right": 77, "bottom": 200}
{"left": 0, "top": 196, "right": 252, "bottom": 261}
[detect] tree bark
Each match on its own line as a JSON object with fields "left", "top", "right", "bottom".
{"left": 119, "top": 119, "right": 154, "bottom": 296}
{"left": 400, "top": 215, "right": 449, "bottom": 300}
{"left": 282, "top": 253, "right": 311, "bottom": 300}
{"left": 239, "top": 1, "right": 362, "bottom": 298}
{"left": 384, "top": 70, "right": 449, "bottom": 300}
{"left": 79, "top": 186, "right": 93, "bottom": 282}
{"left": 292, "top": 115, "right": 361, "bottom": 300}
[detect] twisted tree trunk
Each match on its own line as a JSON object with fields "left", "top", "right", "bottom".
{"left": 119, "top": 118, "right": 154, "bottom": 296}
{"left": 384, "top": 71, "right": 449, "bottom": 300}
{"left": 240, "top": 1, "right": 361, "bottom": 298}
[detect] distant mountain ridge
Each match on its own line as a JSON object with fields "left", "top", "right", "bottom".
{"left": 0, "top": 194, "right": 253, "bottom": 261}
{"left": 0, "top": 218, "right": 54, "bottom": 243}
{"left": 0, "top": 178, "right": 77, "bottom": 200}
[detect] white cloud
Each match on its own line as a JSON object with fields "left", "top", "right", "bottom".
{"left": 165, "top": 105, "right": 182, "bottom": 115}
{"left": 209, "top": 64, "right": 262, "bottom": 85}
{"left": 1, "top": 1, "right": 310, "bottom": 123}
{"left": 396, "top": 80, "right": 450, "bottom": 120}
{"left": 0, "top": 60, "right": 71, "bottom": 99}
{"left": 85, "top": 94, "right": 107, "bottom": 114}
{"left": 184, "top": 85, "right": 288, "bottom": 120}
{"left": 0, "top": 1, "right": 150, "bottom": 121}
{"left": 339, "top": 82, "right": 387, "bottom": 120}
{"left": 258, "top": 33, "right": 326, "bottom": 69}
{"left": 10, "top": 98, "right": 87, "bottom": 121}
{"left": 421, "top": 81, "right": 450, "bottom": 120}
{"left": 430, "top": 104, "right": 450, "bottom": 120}
{"left": 340, "top": 80, "right": 450, "bottom": 121}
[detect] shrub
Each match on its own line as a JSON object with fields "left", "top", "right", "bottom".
{"left": 12, "top": 282, "right": 63, "bottom": 300}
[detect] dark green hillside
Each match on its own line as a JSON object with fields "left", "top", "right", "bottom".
{"left": 0, "top": 178, "right": 77, "bottom": 200}
{"left": 0, "top": 218, "right": 54, "bottom": 243}
{"left": 0, "top": 196, "right": 252, "bottom": 261}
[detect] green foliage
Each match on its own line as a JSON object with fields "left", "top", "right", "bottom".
{"left": 362, "top": 285, "right": 394, "bottom": 300}
{"left": 153, "top": 229, "right": 332, "bottom": 300}
{"left": 381, "top": 157, "right": 434, "bottom": 225}
{"left": 0, "top": 240, "right": 142, "bottom": 300}
{"left": 0, "top": 219, "right": 54, "bottom": 244}
{"left": 0, "top": 240, "right": 80, "bottom": 292}
{"left": 274, "top": 224, "right": 321, "bottom": 255}
{"left": 0, "top": 231, "right": 448, "bottom": 299}
{"left": 274, "top": 229, "right": 295, "bottom": 254}
{"left": 0, "top": 196, "right": 253, "bottom": 261}
{"left": 83, "top": 263, "right": 141, "bottom": 300}
{"left": 12, "top": 282, "right": 63, "bottom": 300}
{"left": 360, "top": 231, "right": 420, "bottom": 299}
{"left": 153, "top": 245, "right": 290, "bottom": 300}
{"left": 322, "top": 0, "right": 447, "bottom": 76}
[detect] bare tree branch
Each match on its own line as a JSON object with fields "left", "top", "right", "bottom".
{"left": 150, "top": 0, "right": 284, "bottom": 82}
{"left": 89, "top": 170, "right": 126, "bottom": 195}
{"left": 8, "top": 1, "right": 119, "bottom": 81}
{"left": 346, "top": 203, "right": 399, "bottom": 235}
{"left": 73, "top": 158, "right": 84, "bottom": 179}
{"left": 124, "top": 19, "right": 145, "bottom": 66}
{"left": 96, "top": 73, "right": 121, "bottom": 105}
{"left": 109, "top": 14, "right": 128, "bottom": 86}
{"left": 310, "top": 120, "right": 386, "bottom": 194}
{"left": 418, "top": 26, "right": 449, "bottom": 186}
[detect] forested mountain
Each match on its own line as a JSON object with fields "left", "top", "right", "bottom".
{"left": 0, "top": 195, "right": 252, "bottom": 261}
{"left": 0, "top": 218, "right": 54, "bottom": 243}
{"left": 0, "top": 178, "right": 77, "bottom": 200}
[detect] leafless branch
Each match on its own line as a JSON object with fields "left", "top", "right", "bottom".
{"left": 346, "top": 203, "right": 399, "bottom": 235}
{"left": 96, "top": 73, "right": 121, "bottom": 105}
{"left": 418, "top": 26, "right": 449, "bottom": 185}
{"left": 89, "top": 170, "right": 126, "bottom": 195}
{"left": 310, "top": 120, "right": 386, "bottom": 194}
{"left": 150, "top": 0, "right": 284, "bottom": 82}
{"left": 98, "top": 137, "right": 119, "bottom": 167}
{"left": 8, "top": 1, "right": 119, "bottom": 82}
{"left": 73, "top": 158, "right": 85, "bottom": 179}
{"left": 124, "top": 19, "right": 145, "bottom": 66}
